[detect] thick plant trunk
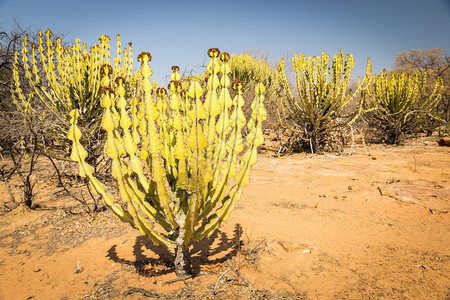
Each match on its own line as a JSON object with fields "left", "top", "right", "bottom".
{"left": 391, "top": 124, "right": 402, "bottom": 145}
{"left": 174, "top": 243, "right": 192, "bottom": 277}
{"left": 310, "top": 131, "right": 319, "bottom": 154}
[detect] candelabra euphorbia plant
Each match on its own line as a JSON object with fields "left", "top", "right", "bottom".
{"left": 361, "top": 70, "right": 443, "bottom": 144}
{"left": 276, "top": 50, "right": 372, "bottom": 153}
{"left": 11, "top": 30, "right": 135, "bottom": 155}
{"left": 68, "top": 48, "right": 266, "bottom": 276}
{"left": 229, "top": 53, "right": 278, "bottom": 99}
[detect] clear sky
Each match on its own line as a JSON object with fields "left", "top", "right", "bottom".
{"left": 1, "top": 0, "right": 449, "bottom": 84}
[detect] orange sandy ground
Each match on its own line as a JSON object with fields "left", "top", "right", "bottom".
{"left": 0, "top": 139, "right": 449, "bottom": 299}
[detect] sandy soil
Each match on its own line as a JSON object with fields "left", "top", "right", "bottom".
{"left": 0, "top": 137, "right": 449, "bottom": 299}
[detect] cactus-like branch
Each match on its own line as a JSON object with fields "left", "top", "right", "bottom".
{"left": 12, "top": 31, "right": 135, "bottom": 157}
{"left": 68, "top": 48, "right": 265, "bottom": 276}
{"left": 361, "top": 69, "right": 443, "bottom": 144}
{"left": 276, "top": 50, "right": 372, "bottom": 152}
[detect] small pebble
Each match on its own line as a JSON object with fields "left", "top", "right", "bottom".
{"left": 72, "top": 261, "right": 84, "bottom": 274}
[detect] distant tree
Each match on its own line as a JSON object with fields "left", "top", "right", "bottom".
{"left": 393, "top": 48, "right": 450, "bottom": 127}
{"left": 393, "top": 48, "right": 449, "bottom": 77}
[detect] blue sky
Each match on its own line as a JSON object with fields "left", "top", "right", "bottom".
{"left": 1, "top": 0, "right": 449, "bottom": 84}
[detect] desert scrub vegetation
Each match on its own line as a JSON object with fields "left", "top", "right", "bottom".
{"left": 178, "top": 52, "right": 279, "bottom": 132}
{"left": 0, "top": 25, "right": 57, "bottom": 211}
{"left": 229, "top": 53, "right": 280, "bottom": 131}
{"left": 392, "top": 48, "right": 450, "bottom": 135}
{"left": 275, "top": 50, "right": 372, "bottom": 153}
{"left": 229, "top": 53, "right": 278, "bottom": 99}
{"left": 3, "top": 25, "right": 448, "bottom": 281}
{"left": 11, "top": 30, "right": 136, "bottom": 164}
{"left": 5, "top": 31, "right": 139, "bottom": 213}
{"left": 68, "top": 48, "right": 266, "bottom": 276}
{"left": 361, "top": 69, "right": 443, "bottom": 144}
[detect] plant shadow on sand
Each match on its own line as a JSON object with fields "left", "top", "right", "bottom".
{"left": 106, "top": 223, "right": 243, "bottom": 277}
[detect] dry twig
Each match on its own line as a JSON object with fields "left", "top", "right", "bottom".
{"left": 213, "top": 269, "right": 230, "bottom": 295}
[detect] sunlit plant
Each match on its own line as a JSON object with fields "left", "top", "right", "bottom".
{"left": 68, "top": 48, "right": 266, "bottom": 276}
{"left": 229, "top": 53, "right": 278, "bottom": 98}
{"left": 276, "top": 50, "right": 372, "bottom": 153}
{"left": 361, "top": 69, "right": 443, "bottom": 144}
{"left": 11, "top": 30, "right": 136, "bottom": 156}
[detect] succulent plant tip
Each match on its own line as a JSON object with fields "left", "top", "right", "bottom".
{"left": 168, "top": 80, "right": 181, "bottom": 90}
{"left": 207, "top": 48, "right": 220, "bottom": 58}
{"left": 137, "top": 51, "right": 152, "bottom": 62}
{"left": 219, "top": 52, "right": 230, "bottom": 62}
{"left": 232, "top": 80, "right": 244, "bottom": 91}
{"left": 100, "top": 64, "right": 113, "bottom": 75}
{"left": 101, "top": 86, "right": 115, "bottom": 94}
{"left": 115, "top": 76, "right": 126, "bottom": 85}
{"left": 156, "top": 87, "right": 167, "bottom": 96}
